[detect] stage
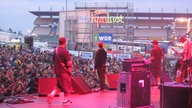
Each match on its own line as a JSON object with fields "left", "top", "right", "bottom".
{"left": 0, "top": 86, "right": 160, "bottom": 108}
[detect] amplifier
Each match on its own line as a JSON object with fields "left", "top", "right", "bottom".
{"left": 122, "top": 59, "right": 150, "bottom": 72}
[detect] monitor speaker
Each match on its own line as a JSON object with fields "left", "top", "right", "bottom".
{"left": 106, "top": 74, "right": 119, "bottom": 89}
{"left": 71, "top": 76, "right": 91, "bottom": 94}
{"left": 38, "top": 78, "right": 59, "bottom": 96}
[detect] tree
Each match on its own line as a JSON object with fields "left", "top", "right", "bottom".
{"left": 18, "top": 31, "right": 23, "bottom": 35}
{"left": 8, "top": 28, "right": 13, "bottom": 33}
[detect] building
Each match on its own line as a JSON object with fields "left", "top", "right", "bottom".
{"left": 29, "top": 3, "right": 192, "bottom": 52}
{"left": 0, "top": 31, "right": 25, "bottom": 43}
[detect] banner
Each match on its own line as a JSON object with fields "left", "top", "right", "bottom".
{"left": 80, "top": 51, "right": 93, "bottom": 59}
{"left": 117, "top": 54, "right": 131, "bottom": 60}
{"left": 69, "top": 50, "right": 79, "bottom": 56}
{"left": 107, "top": 53, "right": 113, "bottom": 58}
{"left": 98, "top": 33, "right": 113, "bottom": 44}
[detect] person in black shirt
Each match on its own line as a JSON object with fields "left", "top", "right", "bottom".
{"left": 94, "top": 41, "right": 107, "bottom": 91}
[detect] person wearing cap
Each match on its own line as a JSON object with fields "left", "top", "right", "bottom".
{"left": 47, "top": 37, "right": 73, "bottom": 105}
{"left": 149, "top": 40, "right": 164, "bottom": 86}
{"left": 94, "top": 41, "right": 107, "bottom": 91}
{"left": 172, "top": 36, "right": 192, "bottom": 82}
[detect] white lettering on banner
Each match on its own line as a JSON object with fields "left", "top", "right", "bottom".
{"left": 107, "top": 53, "right": 113, "bottom": 58}
{"left": 40, "top": 47, "right": 54, "bottom": 53}
{"left": 81, "top": 51, "right": 93, "bottom": 59}
{"left": 99, "top": 36, "right": 112, "bottom": 41}
{"left": 34, "top": 42, "right": 48, "bottom": 48}
{"left": 69, "top": 50, "right": 79, "bottom": 56}
{"left": 117, "top": 54, "right": 131, "bottom": 60}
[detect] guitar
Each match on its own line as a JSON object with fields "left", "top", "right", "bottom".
{"left": 171, "top": 47, "right": 183, "bottom": 57}
{"left": 134, "top": 53, "right": 144, "bottom": 60}
{"left": 134, "top": 53, "right": 151, "bottom": 64}
{"left": 171, "top": 48, "right": 183, "bottom": 82}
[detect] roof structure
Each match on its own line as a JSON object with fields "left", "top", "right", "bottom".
{"left": 29, "top": 11, "right": 60, "bottom": 16}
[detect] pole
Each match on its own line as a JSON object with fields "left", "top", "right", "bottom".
{"left": 65, "top": 0, "right": 68, "bottom": 49}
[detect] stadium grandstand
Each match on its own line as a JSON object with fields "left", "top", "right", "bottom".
{"left": 29, "top": 2, "right": 192, "bottom": 52}
{"left": 29, "top": 11, "right": 59, "bottom": 48}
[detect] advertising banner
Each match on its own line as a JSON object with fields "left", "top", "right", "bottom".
{"left": 98, "top": 33, "right": 113, "bottom": 44}
{"left": 80, "top": 51, "right": 93, "bottom": 59}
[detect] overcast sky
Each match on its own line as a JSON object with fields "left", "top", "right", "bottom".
{"left": 0, "top": 0, "right": 192, "bottom": 35}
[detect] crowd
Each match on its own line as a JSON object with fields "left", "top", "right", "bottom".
{"left": 0, "top": 45, "right": 123, "bottom": 96}
{"left": 0, "top": 44, "right": 176, "bottom": 96}
{"left": 0, "top": 45, "right": 54, "bottom": 96}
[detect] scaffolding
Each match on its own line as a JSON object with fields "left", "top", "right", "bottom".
{"left": 67, "top": 2, "right": 135, "bottom": 51}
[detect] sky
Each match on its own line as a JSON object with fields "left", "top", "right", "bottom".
{"left": 0, "top": 0, "right": 192, "bottom": 35}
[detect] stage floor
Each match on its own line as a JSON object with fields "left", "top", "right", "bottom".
{"left": 0, "top": 87, "right": 160, "bottom": 108}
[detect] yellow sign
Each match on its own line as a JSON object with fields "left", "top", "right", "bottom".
{"left": 91, "top": 10, "right": 124, "bottom": 28}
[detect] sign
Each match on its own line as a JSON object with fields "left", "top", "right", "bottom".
{"left": 80, "top": 51, "right": 93, "bottom": 59}
{"left": 107, "top": 53, "right": 113, "bottom": 58}
{"left": 40, "top": 47, "right": 54, "bottom": 53}
{"left": 117, "top": 54, "right": 131, "bottom": 60}
{"left": 98, "top": 33, "right": 113, "bottom": 44}
{"left": 69, "top": 50, "right": 79, "bottom": 56}
{"left": 77, "top": 10, "right": 125, "bottom": 28}
{"left": 94, "top": 33, "right": 99, "bottom": 42}
{"left": 91, "top": 10, "right": 124, "bottom": 28}
{"left": 34, "top": 42, "right": 48, "bottom": 48}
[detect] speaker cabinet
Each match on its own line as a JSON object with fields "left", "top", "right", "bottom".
{"left": 160, "top": 82, "right": 192, "bottom": 108}
{"left": 71, "top": 76, "right": 91, "bottom": 94}
{"left": 106, "top": 74, "right": 119, "bottom": 89}
{"left": 122, "top": 59, "right": 146, "bottom": 72}
{"left": 38, "top": 78, "right": 59, "bottom": 96}
{"left": 0, "top": 93, "right": 5, "bottom": 103}
{"left": 117, "top": 71, "right": 151, "bottom": 108}
{"left": 24, "top": 36, "right": 33, "bottom": 45}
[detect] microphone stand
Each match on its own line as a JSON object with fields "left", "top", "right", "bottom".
{"left": 182, "top": 30, "right": 192, "bottom": 108}
{"left": 161, "top": 59, "right": 165, "bottom": 108}
{"left": 188, "top": 67, "right": 192, "bottom": 108}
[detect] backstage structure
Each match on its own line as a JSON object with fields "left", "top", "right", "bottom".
{"left": 30, "top": 3, "right": 192, "bottom": 52}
